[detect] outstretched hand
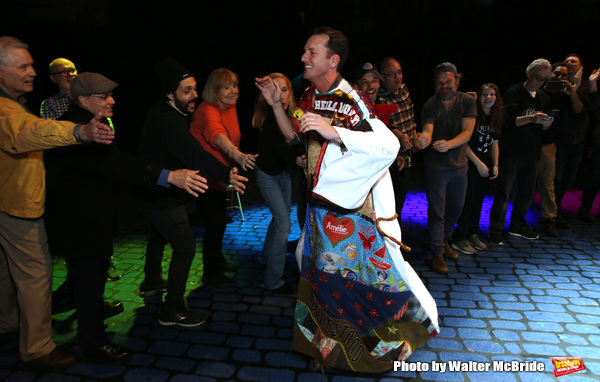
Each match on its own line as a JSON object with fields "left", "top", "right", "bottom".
{"left": 229, "top": 167, "right": 248, "bottom": 194}
{"left": 168, "top": 169, "right": 208, "bottom": 197}
{"left": 79, "top": 113, "right": 115, "bottom": 144}
{"left": 255, "top": 76, "right": 281, "bottom": 106}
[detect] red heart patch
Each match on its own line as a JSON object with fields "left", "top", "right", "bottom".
{"left": 323, "top": 214, "right": 355, "bottom": 246}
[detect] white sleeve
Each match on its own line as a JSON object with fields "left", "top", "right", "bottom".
{"left": 312, "top": 117, "right": 399, "bottom": 209}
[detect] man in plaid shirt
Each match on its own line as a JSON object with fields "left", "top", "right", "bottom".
{"left": 376, "top": 57, "right": 417, "bottom": 223}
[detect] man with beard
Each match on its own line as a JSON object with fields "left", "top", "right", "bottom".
{"left": 137, "top": 58, "right": 247, "bottom": 327}
{"left": 376, "top": 57, "right": 417, "bottom": 223}
{"left": 44, "top": 72, "right": 209, "bottom": 361}
{"left": 489, "top": 59, "right": 554, "bottom": 245}
{"left": 414, "top": 62, "right": 476, "bottom": 274}
{"left": 40, "top": 58, "right": 77, "bottom": 119}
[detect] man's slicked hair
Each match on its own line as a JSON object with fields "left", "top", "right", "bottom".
{"left": 312, "top": 27, "right": 349, "bottom": 73}
{"left": 0, "top": 36, "right": 28, "bottom": 69}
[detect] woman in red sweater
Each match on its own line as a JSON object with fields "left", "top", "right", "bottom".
{"left": 190, "top": 68, "right": 257, "bottom": 288}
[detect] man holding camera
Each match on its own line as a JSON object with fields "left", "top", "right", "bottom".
{"left": 536, "top": 62, "right": 584, "bottom": 237}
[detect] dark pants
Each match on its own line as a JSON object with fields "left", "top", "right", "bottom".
{"left": 581, "top": 144, "right": 600, "bottom": 212}
{"left": 196, "top": 190, "right": 227, "bottom": 275}
{"left": 555, "top": 141, "right": 584, "bottom": 209}
{"left": 390, "top": 161, "right": 410, "bottom": 223}
{"left": 141, "top": 203, "right": 196, "bottom": 312}
{"left": 66, "top": 257, "right": 110, "bottom": 354}
{"left": 454, "top": 162, "right": 491, "bottom": 240}
{"left": 425, "top": 165, "right": 468, "bottom": 258}
{"left": 490, "top": 154, "right": 539, "bottom": 232}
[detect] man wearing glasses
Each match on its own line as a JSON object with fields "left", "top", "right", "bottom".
{"left": 376, "top": 57, "right": 417, "bottom": 223}
{"left": 40, "top": 58, "right": 77, "bottom": 119}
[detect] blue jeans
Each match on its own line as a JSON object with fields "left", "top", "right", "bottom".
{"left": 256, "top": 166, "right": 292, "bottom": 290}
{"left": 425, "top": 165, "right": 468, "bottom": 258}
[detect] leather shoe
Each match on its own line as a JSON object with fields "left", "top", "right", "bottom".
{"left": 23, "top": 348, "right": 76, "bottom": 371}
{"left": 444, "top": 241, "right": 459, "bottom": 260}
{"left": 85, "top": 343, "right": 132, "bottom": 364}
{"left": 431, "top": 256, "right": 448, "bottom": 274}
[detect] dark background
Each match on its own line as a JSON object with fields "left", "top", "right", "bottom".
{"left": 2, "top": 0, "right": 599, "bottom": 155}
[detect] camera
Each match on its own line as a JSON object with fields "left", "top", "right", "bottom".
{"left": 546, "top": 80, "right": 566, "bottom": 92}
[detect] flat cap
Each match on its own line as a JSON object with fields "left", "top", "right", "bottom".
{"left": 70, "top": 72, "right": 118, "bottom": 100}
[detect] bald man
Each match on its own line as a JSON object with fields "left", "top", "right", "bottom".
{"left": 40, "top": 58, "right": 77, "bottom": 119}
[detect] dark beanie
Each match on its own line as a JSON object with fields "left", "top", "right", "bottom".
{"left": 154, "top": 58, "right": 194, "bottom": 94}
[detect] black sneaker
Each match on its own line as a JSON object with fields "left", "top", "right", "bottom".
{"left": 85, "top": 343, "right": 132, "bottom": 364}
{"left": 489, "top": 231, "right": 505, "bottom": 245}
{"left": 158, "top": 308, "right": 207, "bottom": 327}
{"left": 544, "top": 218, "right": 560, "bottom": 237}
{"left": 139, "top": 279, "right": 167, "bottom": 297}
{"left": 508, "top": 226, "right": 539, "bottom": 240}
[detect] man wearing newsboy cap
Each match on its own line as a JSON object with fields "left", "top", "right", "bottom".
{"left": 43, "top": 72, "right": 210, "bottom": 362}
{"left": 0, "top": 36, "right": 114, "bottom": 371}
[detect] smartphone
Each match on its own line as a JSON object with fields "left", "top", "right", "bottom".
{"left": 546, "top": 80, "right": 566, "bottom": 92}
{"left": 549, "top": 109, "right": 560, "bottom": 117}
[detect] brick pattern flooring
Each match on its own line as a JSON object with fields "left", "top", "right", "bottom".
{"left": 1, "top": 188, "right": 599, "bottom": 381}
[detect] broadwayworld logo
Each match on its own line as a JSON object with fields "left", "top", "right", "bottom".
{"left": 551, "top": 357, "right": 586, "bottom": 377}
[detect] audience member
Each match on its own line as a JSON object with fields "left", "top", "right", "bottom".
{"left": 537, "top": 62, "right": 583, "bottom": 237}
{"left": 252, "top": 72, "right": 305, "bottom": 294}
{"left": 0, "top": 36, "right": 114, "bottom": 371}
{"left": 580, "top": 108, "right": 600, "bottom": 221}
{"left": 190, "top": 68, "right": 258, "bottom": 288}
{"left": 137, "top": 58, "right": 247, "bottom": 327}
{"left": 44, "top": 72, "right": 208, "bottom": 361}
{"left": 414, "top": 62, "right": 476, "bottom": 274}
{"left": 489, "top": 59, "right": 554, "bottom": 245}
{"left": 558, "top": 54, "right": 600, "bottom": 221}
{"left": 40, "top": 58, "right": 77, "bottom": 119}
{"left": 376, "top": 57, "right": 417, "bottom": 222}
{"left": 452, "top": 83, "right": 502, "bottom": 254}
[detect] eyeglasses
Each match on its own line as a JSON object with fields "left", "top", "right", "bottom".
{"left": 382, "top": 70, "right": 402, "bottom": 78}
{"left": 533, "top": 74, "right": 549, "bottom": 82}
{"left": 91, "top": 93, "right": 114, "bottom": 101}
{"left": 50, "top": 68, "right": 77, "bottom": 77}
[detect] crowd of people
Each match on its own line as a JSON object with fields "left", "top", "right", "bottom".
{"left": 0, "top": 26, "right": 599, "bottom": 374}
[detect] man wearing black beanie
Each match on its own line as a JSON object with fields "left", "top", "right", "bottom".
{"left": 137, "top": 58, "right": 247, "bottom": 327}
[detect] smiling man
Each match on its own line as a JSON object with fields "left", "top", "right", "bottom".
{"left": 283, "top": 27, "right": 439, "bottom": 372}
{"left": 137, "top": 58, "right": 247, "bottom": 328}
{"left": 40, "top": 58, "right": 77, "bottom": 119}
{"left": 0, "top": 36, "right": 114, "bottom": 371}
{"left": 376, "top": 57, "right": 418, "bottom": 224}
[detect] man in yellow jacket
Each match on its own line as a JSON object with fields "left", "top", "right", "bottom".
{"left": 0, "top": 36, "right": 114, "bottom": 371}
